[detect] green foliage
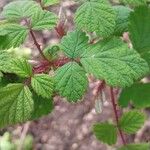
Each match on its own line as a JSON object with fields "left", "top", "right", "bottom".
{"left": 80, "top": 38, "right": 149, "bottom": 87}
{"left": 93, "top": 122, "right": 117, "bottom": 145}
{"left": 75, "top": 0, "right": 116, "bottom": 38}
{"left": 113, "top": 6, "right": 132, "bottom": 36}
{"left": 120, "top": 0, "right": 147, "bottom": 6}
{"left": 31, "top": 10, "right": 58, "bottom": 30}
{"left": 31, "top": 74, "right": 54, "bottom": 99}
{"left": 119, "top": 143, "right": 150, "bottom": 150}
{"left": 129, "top": 6, "right": 150, "bottom": 66}
{"left": 119, "top": 110, "right": 145, "bottom": 134}
{"left": 0, "top": 84, "right": 34, "bottom": 127}
{"left": 42, "top": 0, "right": 60, "bottom": 6}
{"left": 11, "top": 58, "right": 33, "bottom": 78}
{"left": 119, "top": 83, "right": 150, "bottom": 108}
{"left": 55, "top": 62, "right": 88, "bottom": 102}
{"left": 61, "top": 30, "right": 89, "bottom": 58}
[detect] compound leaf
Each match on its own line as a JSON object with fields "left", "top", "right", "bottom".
{"left": 113, "top": 6, "right": 132, "bottom": 36}
{"left": 129, "top": 6, "right": 150, "bottom": 66}
{"left": 93, "top": 122, "right": 117, "bottom": 145}
{"left": 119, "top": 143, "right": 150, "bottom": 150}
{"left": 75, "top": 0, "right": 116, "bottom": 38}
{"left": 0, "top": 83, "right": 34, "bottom": 128}
{"left": 31, "top": 92, "right": 54, "bottom": 120}
{"left": 55, "top": 62, "right": 88, "bottom": 102}
{"left": 31, "top": 74, "right": 54, "bottom": 99}
{"left": 11, "top": 58, "right": 33, "bottom": 78}
{"left": 119, "top": 110, "right": 145, "bottom": 134}
{"left": 81, "top": 38, "right": 149, "bottom": 87}
{"left": 60, "top": 30, "right": 89, "bottom": 58}
{"left": 31, "top": 10, "right": 58, "bottom": 30}
{"left": 119, "top": 83, "right": 150, "bottom": 108}
{"left": 1, "top": 1, "right": 40, "bottom": 20}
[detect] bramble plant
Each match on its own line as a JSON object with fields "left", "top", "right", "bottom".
{"left": 0, "top": 0, "right": 150, "bottom": 149}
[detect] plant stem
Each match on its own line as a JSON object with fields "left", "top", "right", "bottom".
{"left": 110, "top": 87, "right": 126, "bottom": 146}
{"left": 29, "top": 29, "right": 49, "bottom": 61}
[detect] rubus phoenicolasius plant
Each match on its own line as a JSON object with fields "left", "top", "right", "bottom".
{"left": 0, "top": 0, "right": 150, "bottom": 149}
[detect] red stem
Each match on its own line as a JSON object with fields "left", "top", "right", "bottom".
{"left": 29, "top": 30, "right": 49, "bottom": 61}
{"left": 110, "top": 87, "right": 126, "bottom": 145}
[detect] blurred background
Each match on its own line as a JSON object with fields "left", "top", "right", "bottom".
{"left": 0, "top": 0, "right": 150, "bottom": 150}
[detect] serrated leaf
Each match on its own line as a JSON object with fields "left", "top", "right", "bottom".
{"left": 60, "top": 30, "right": 89, "bottom": 58}
{"left": 11, "top": 58, "right": 33, "bottom": 78}
{"left": 113, "top": 6, "right": 132, "bottom": 36}
{"left": 129, "top": 6, "right": 150, "bottom": 67}
{"left": 93, "top": 122, "right": 117, "bottom": 145}
{"left": 119, "top": 83, "right": 150, "bottom": 108}
{"left": 0, "top": 24, "right": 28, "bottom": 49}
{"left": 120, "top": 0, "right": 147, "bottom": 6}
{"left": 0, "top": 51, "right": 13, "bottom": 73}
{"left": 42, "top": 0, "right": 60, "bottom": 6}
{"left": 119, "top": 143, "right": 150, "bottom": 150}
{"left": 31, "top": 10, "right": 58, "bottom": 30}
{"left": 80, "top": 38, "right": 149, "bottom": 87}
{"left": 75, "top": 0, "right": 116, "bottom": 38}
{"left": 31, "top": 92, "right": 54, "bottom": 120}
{"left": 119, "top": 110, "right": 145, "bottom": 134}
{"left": 1, "top": 1, "right": 41, "bottom": 20}
{"left": 55, "top": 62, "right": 88, "bottom": 102}
{"left": 31, "top": 74, "right": 54, "bottom": 99}
{"left": 0, "top": 83, "right": 34, "bottom": 127}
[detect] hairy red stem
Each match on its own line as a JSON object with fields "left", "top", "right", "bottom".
{"left": 110, "top": 87, "right": 126, "bottom": 145}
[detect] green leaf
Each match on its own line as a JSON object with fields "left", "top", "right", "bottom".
{"left": 31, "top": 10, "right": 58, "bottom": 30}
{"left": 0, "top": 24, "right": 28, "bottom": 49}
{"left": 31, "top": 74, "right": 54, "bottom": 99}
{"left": 31, "top": 92, "right": 54, "bottom": 120}
{"left": 80, "top": 38, "right": 149, "bottom": 87}
{"left": 129, "top": 6, "right": 150, "bottom": 66}
{"left": 119, "top": 143, "right": 150, "bottom": 150}
{"left": 113, "top": 6, "right": 132, "bottom": 36}
{"left": 42, "top": 0, "right": 60, "bottom": 6}
{"left": 120, "top": 0, "right": 147, "bottom": 6}
{"left": 119, "top": 110, "right": 145, "bottom": 134}
{"left": 93, "top": 122, "right": 117, "bottom": 145}
{"left": 1, "top": 1, "right": 40, "bottom": 20}
{"left": 11, "top": 58, "right": 33, "bottom": 78}
{"left": 119, "top": 83, "right": 150, "bottom": 108}
{"left": 60, "top": 30, "right": 89, "bottom": 58}
{"left": 0, "top": 83, "right": 34, "bottom": 127}
{"left": 75, "top": 0, "right": 116, "bottom": 38}
{"left": 55, "top": 62, "right": 88, "bottom": 102}
{"left": 0, "top": 51, "right": 13, "bottom": 73}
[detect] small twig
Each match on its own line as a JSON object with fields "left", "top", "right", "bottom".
{"left": 110, "top": 87, "right": 126, "bottom": 145}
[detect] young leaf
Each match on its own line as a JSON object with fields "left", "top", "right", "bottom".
{"left": 113, "top": 6, "right": 132, "bottom": 36}
{"left": 42, "top": 0, "right": 60, "bottom": 7}
{"left": 75, "top": 0, "right": 116, "bottom": 38}
{"left": 120, "top": 0, "right": 147, "bottom": 6}
{"left": 60, "top": 30, "right": 89, "bottom": 58}
{"left": 129, "top": 6, "right": 150, "bottom": 66}
{"left": 119, "top": 110, "right": 145, "bottom": 134}
{"left": 1, "top": 1, "right": 41, "bottom": 20}
{"left": 119, "top": 143, "right": 150, "bottom": 150}
{"left": 0, "top": 24, "right": 28, "bottom": 49}
{"left": 0, "top": 83, "right": 34, "bottom": 128}
{"left": 93, "top": 122, "right": 117, "bottom": 145}
{"left": 80, "top": 38, "right": 149, "bottom": 87}
{"left": 31, "top": 92, "right": 54, "bottom": 120}
{"left": 119, "top": 83, "right": 150, "bottom": 108}
{"left": 11, "top": 58, "right": 33, "bottom": 78}
{"left": 31, "top": 10, "right": 58, "bottom": 31}
{"left": 55, "top": 62, "right": 88, "bottom": 102}
{"left": 31, "top": 74, "right": 54, "bottom": 99}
